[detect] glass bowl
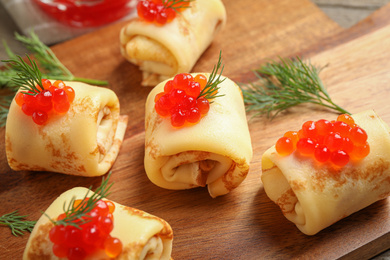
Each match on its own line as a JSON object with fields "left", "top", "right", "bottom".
{"left": 33, "top": 0, "right": 137, "bottom": 28}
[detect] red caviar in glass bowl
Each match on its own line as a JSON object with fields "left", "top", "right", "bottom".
{"left": 275, "top": 114, "right": 370, "bottom": 168}
{"left": 33, "top": 0, "right": 137, "bottom": 28}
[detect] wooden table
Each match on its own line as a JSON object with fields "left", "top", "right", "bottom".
{"left": 1, "top": 0, "right": 390, "bottom": 259}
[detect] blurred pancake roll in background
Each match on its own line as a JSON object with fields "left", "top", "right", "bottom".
{"left": 144, "top": 70, "right": 253, "bottom": 198}
{"left": 6, "top": 81, "right": 128, "bottom": 177}
{"left": 261, "top": 110, "right": 390, "bottom": 235}
{"left": 120, "top": 0, "right": 226, "bottom": 86}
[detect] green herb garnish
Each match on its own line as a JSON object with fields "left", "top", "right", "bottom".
{"left": 3, "top": 55, "right": 44, "bottom": 95}
{"left": 1, "top": 31, "right": 108, "bottom": 88}
{"left": 47, "top": 173, "right": 113, "bottom": 229}
{"left": 163, "top": 0, "right": 194, "bottom": 12}
{"left": 0, "top": 97, "right": 12, "bottom": 127}
{"left": 242, "top": 57, "right": 350, "bottom": 118}
{"left": 198, "top": 51, "right": 225, "bottom": 101}
{"left": 0, "top": 211, "right": 36, "bottom": 236}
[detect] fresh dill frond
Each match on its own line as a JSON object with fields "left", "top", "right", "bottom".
{"left": 0, "top": 211, "right": 36, "bottom": 236}
{"left": 3, "top": 55, "right": 44, "bottom": 95}
{"left": 0, "top": 95, "right": 13, "bottom": 127}
{"left": 198, "top": 51, "right": 226, "bottom": 101}
{"left": 0, "top": 69, "right": 19, "bottom": 90}
{"left": 1, "top": 31, "right": 108, "bottom": 86}
{"left": 241, "top": 57, "right": 349, "bottom": 118}
{"left": 47, "top": 173, "right": 113, "bottom": 229}
{"left": 163, "top": 0, "right": 194, "bottom": 12}
{"left": 14, "top": 32, "right": 70, "bottom": 78}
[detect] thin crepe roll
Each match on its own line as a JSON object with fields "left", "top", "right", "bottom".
{"left": 120, "top": 0, "right": 226, "bottom": 86}
{"left": 144, "top": 74, "right": 253, "bottom": 198}
{"left": 5, "top": 81, "right": 128, "bottom": 177}
{"left": 261, "top": 110, "right": 390, "bottom": 235}
{"left": 23, "top": 187, "right": 173, "bottom": 260}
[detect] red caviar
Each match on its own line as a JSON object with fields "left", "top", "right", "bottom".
{"left": 154, "top": 73, "right": 212, "bottom": 127}
{"left": 333, "top": 121, "right": 351, "bottom": 136}
{"left": 104, "top": 237, "right": 123, "bottom": 258}
{"left": 275, "top": 114, "right": 370, "bottom": 167}
{"left": 337, "top": 114, "right": 355, "bottom": 126}
{"left": 194, "top": 74, "right": 207, "bottom": 89}
{"left": 350, "top": 142, "right": 370, "bottom": 160}
{"left": 331, "top": 150, "right": 350, "bottom": 167}
{"left": 296, "top": 137, "right": 316, "bottom": 155}
{"left": 283, "top": 131, "right": 299, "bottom": 148}
{"left": 15, "top": 92, "right": 25, "bottom": 106}
{"left": 301, "top": 121, "right": 317, "bottom": 139}
{"left": 275, "top": 137, "right": 294, "bottom": 156}
{"left": 106, "top": 201, "right": 116, "bottom": 214}
{"left": 50, "top": 199, "right": 122, "bottom": 260}
{"left": 15, "top": 79, "right": 74, "bottom": 125}
{"left": 349, "top": 126, "right": 368, "bottom": 146}
{"left": 137, "top": 0, "right": 190, "bottom": 25}
{"left": 41, "top": 78, "right": 52, "bottom": 90}
{"left": 314, "top": 119, "right": 333, "bottom": 136}
{"left": 314, "top": 144, "right": 330, "bottom": 163}
{"left": 324, "top": 132, "right": 343, "bottom": 151}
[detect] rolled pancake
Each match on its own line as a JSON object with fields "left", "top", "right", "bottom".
{"left": 23, "top": 187, "right": 173, "bottom": 260}
{"left": 5, "top": 81, "right": 128, "bottom": 176}
{"left": 261, "top": 110, "right": 390, "bottom": 235}
{"left": 120, "top": 0, "right": 226, "bottom": 86}
{"left": 144, "top": 74, "right": 253, "bottom": 198}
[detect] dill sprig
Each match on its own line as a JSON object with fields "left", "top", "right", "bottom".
{"left": 198, "top": 51, "right": 225, "bottom": 101}
{"left": 3, "top": 55, "right": 44, "bottom": 95}
{"left": 47, "top": 173, "right": 113, "bottom": 229}
{"left": 1, "top": 32, "right": 108, "bottom": 86}
{"left": 0, "top": 94, "right": 12, "bottom": 127}
{"left": 0, "top": 211, "right": 36, "bottom": 236}
{"left": 242, "top": 57, "right": 349, "bottom": 118}
{"left": 163, "top": 0, "right": 194, "bottom": 12}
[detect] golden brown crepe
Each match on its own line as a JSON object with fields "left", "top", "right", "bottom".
{"left": 144, "top": 74, "right": 253, "bottom": 198}
{"left": 120, "top": 0, "right": 226, "bottom": 86}
{"left": 5, "top": 81, "right": 128, "bottom": 177}
{"left": 261, "top": 110, "right": 390, "bottom": 235}
{"left": 23, "top": 187, "right": 173, "bottom": 260}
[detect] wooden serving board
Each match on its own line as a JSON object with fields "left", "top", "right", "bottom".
{"left": 1, "top": 0, "right": 390, "bottom": 259}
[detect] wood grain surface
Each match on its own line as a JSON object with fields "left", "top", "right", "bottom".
{"left": 1, "top": 0, "right": 390, "bottom": 259}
